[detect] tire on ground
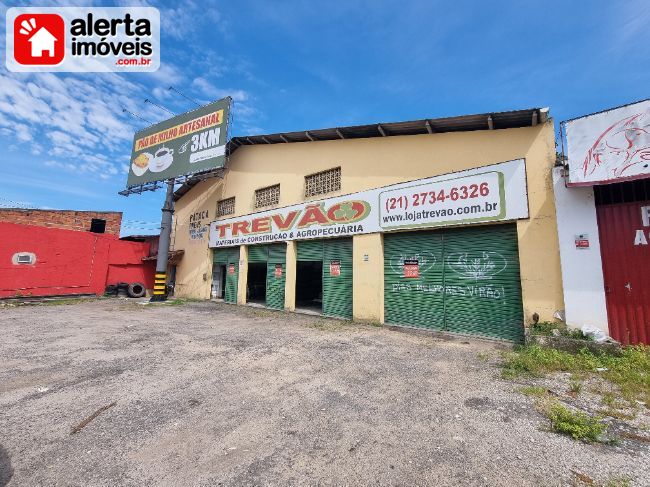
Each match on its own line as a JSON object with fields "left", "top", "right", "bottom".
{"left": 127, "top": 282, "right": 146, "bottom": 298}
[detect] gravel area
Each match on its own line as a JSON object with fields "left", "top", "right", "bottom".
{"left": 0, "top": 299, "right": 648, "bottom": 486}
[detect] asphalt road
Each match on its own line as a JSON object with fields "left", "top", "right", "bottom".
{"left": 0, "top": 300, "right": 647, "bottom": 486}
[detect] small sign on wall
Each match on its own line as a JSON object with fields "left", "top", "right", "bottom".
{"left": 575, "top": 234, "right": 590, "bottom": 249}
{"left": 274, "top": 264, "right": 283, "bottom": 278}
{"left": 329, "top": 260, "right": 341, "bottom": 277}
{"left": 228, "top": 263, "right": 235, "bottom": 275}
{"left": 403, "top": 259, "right": 419, "bottom": 278}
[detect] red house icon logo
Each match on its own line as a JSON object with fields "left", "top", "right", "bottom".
{"left": 13, "top": 14, "right": 65, "bottom": 65}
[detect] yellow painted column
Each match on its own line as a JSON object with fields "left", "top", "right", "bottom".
{"left": 237, "top": 245, "right": 248, "bottom": 305}
{"left": 517, "top": 122, "right": 565, "bottom": 323}
{"left": 352, "top": 233, "right": 384, "bottom": 323}
{"left": 284, "top": 241, "right": 296, "bottom": 311}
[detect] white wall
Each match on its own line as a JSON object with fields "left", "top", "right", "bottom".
{"left": 552, "top": 166, "right": 609, "bottom": 332}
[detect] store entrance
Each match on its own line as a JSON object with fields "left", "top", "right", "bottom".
{"left": 247, "top": 262, "right": 267, "bottom": 304}
{"left": 295, "top": 261, "right": 323, "bottom": 312}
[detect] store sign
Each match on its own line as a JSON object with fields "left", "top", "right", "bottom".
{"left": 329, "top": 260, "right": 341, "bottom": 277}
{"left": 403, "top": 259, "right": 419, "bottom": 278}
{"left": 189, "top": 209, "right": 209, "bottom": 243}
{"left": 127, "top": 98, "right": 230, "bottom": 188}
{"left": 274, "top": 264, "right": 283, "bottom": 278}
{"left": 209, "top": 159, "right": 528, "bottom": 248}
{"left": 634, "top": 206, "right": 650, "bottom": 246}
{"left": 566, "top": 99, "right": 650, "bottom": 186}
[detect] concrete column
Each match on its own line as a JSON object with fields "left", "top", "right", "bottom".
{"left": 284, "top": 241, "right": 296, "bottom": 311}
{"left": 352, "top": 233, "right": 384, "bottom": 323}
{"left": 237, "top": 245, "right": 248, "bottom": 305}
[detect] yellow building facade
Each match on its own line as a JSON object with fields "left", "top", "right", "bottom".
{"left": 171, "top": 108, "right": 563, "bottom": 341}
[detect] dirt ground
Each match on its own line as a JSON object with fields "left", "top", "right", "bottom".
{"left": 0, "top": 300, "right": 648, "bottom": 486}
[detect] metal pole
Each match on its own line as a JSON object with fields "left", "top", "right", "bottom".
{"left": 151, "top": 178, "right": 175, "bottom": 301}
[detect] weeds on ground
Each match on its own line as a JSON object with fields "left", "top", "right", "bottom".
{"left": 519, "top": 385, "right": 548, "bottom": 397}
{"left": 477, "top": 351, "right": 491, "bottom": 361}
{"left": 502, "top": 345, "right": 650, "bottom": 404}
{"left": 529, "top": 321, "right": 593, "bottom": 341}
{"left": 545, "top": 402, "right": 606, "bottom": 442}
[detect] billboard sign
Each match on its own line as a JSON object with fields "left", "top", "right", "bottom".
{"left": 209, "top": 159, "right": 529, "bottom": 248}
{"left": 126, "top": 97, "right": 230, "bottom": 187}
{"left": 566, "top": 99, "right": 650, "bottom": 186}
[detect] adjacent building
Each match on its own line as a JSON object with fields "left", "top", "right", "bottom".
{"left": 0, "top": 209, "right": 156, "bottom": 298}
{"left": 554, "top": 99, "right": 650, "bottom": 345}
{"left": 170, "top": 107, "right": 564, "bottom": 342}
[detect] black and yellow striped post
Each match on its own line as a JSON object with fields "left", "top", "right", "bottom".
{"left": 150, "top": 179, "right": 175, "bottom": 302}
{"left": 152, "top": 272, "right": 168, "bottom": 299}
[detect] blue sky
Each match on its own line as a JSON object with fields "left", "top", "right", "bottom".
{"left": 1, "top": 0, "right": 649, "bottom": 235}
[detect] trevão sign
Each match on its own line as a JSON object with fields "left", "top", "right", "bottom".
{"left": 209, "top": 159, "right": 528, "bottom": 248}
{"left": 126, "top": 98, "right": 230, "bottom": 188}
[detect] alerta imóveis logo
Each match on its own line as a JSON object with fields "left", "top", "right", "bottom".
{"left": 5, "top": 7, "right": 160, "bottom": 72}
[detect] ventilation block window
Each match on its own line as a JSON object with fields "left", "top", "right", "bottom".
{"left": 305, "top": 167, "right": 341, "bottom": 198}
{"left": 255, "top": 184, "right": 280, "bottom": 208}
{"left": 90, "top": 218, "right": 106, "bottom": 233}
{"left": 217, "top": 197, "right": 235, "bottom": 217}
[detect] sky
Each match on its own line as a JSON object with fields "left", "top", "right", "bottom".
{"left": 1, "top": 0, "right": 649, "bottom": 235}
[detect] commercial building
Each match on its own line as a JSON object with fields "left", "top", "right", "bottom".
{"left": 171, "top": 107, "right": 564, "bottom": 342}
{"left": 554, "top": 99, "right": 650, "bottom": 345}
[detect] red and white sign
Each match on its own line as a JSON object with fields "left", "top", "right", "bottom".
{"left": 329, "top": 260, "right": 341, "bottom": 277}
{"left": 228, "top": 263, "right": 235, "bottom": 275}
{"left": 574, "top": 234, "right": 590, "bottom": 249}
{"left": 403, "top": 259, "right": 419, "bottom": 278}
{"left": 566, "top": 99, "right": 650, "bottom": 186}
{"left": 6, "top": 7, "right": 160, "bottom": 72}
{"left": 274, "top": 264, "right": 283, "bottom": 278}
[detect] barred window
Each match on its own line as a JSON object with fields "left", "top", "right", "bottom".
{"left": 305, "top": 167, "right": 341, "bottom": 197}
{"left": 217, "top": 197, "right": 235, "bottom": 217}
{"left": 254, "top": 184, "right": 280, "bottom": 208}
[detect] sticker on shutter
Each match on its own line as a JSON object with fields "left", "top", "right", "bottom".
{"left": 274, "top": 264, "right": 283, "bottom": 278}
{"left": 329, "top": 260, "right": 341, "bottom": 277}
{"left": 228, "top": 263, "right": 235, "bottom": 275}
{"left": 403, "top": 259, "right": 419, "bottom": 278}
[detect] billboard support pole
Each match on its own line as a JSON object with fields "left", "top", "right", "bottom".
{"left": 151, "top": 178, "right": 175, "bottom": 302}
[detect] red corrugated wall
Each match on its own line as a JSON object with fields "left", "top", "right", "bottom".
{"left": 0, "top": 222, "right": 155, "bottom": 298}
{"left": 596, "top": 201, "right": 650, "bottom": 345}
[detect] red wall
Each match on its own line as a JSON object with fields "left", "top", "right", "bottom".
{"left": 0, "top": 222, "right": 155, "bottom": 298}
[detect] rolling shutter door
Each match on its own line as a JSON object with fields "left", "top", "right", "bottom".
{"left": 383, "top": 224, "right": 524, "bottom": 342}
{"left": 443, "top": 224, "right": 524, "bottom": 342}
{"left": 224, "top": 247, "right": 239, "bottom": 304}
{"left": 248, "top": 244, "right": 269, "bottom": 263}
{"left": 213, "top": 248, "right": 230, "bottom": 264}
{"left": 322, "top": 238, "right": 353, "bottom": 319}
{"left": 297, "top": 239, "right": 324, "bottom": 261}
{"left": 384, "top": 232, "right": 445, "bottom": 330}
{"left": 266, "top": 243, "right": 286, "bottom": 310}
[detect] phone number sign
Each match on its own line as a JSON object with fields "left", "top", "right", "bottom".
{"left": 378, "top": 172, "right": 506, "bottom": 230}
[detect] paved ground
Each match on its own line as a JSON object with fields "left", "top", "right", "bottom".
{"left": 0, "top": 300, "right": 648, "bottom": 486}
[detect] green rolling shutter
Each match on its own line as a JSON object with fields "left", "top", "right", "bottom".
{"left": 383, "top": 224, "right": 524, "bottom": 342}
{"left": 248, "top": 244, "right": 269, "bottom": 263}
{"left": 384, "top": 231, "right": 445, "bottom": 330}
{"left": 442, "top": 225, "right": 523, "bottom": 342}
{"left": 266, "top": 243, "right": 287, "bottom": 310}
{"left": 214, "top": 247, "right": 239, "bottom": 304}
{"left": 322, "top": 238, "right": 353, "bottom": 319}
{"left": 297, "top": 239, "right": 323, "bottom": 261}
